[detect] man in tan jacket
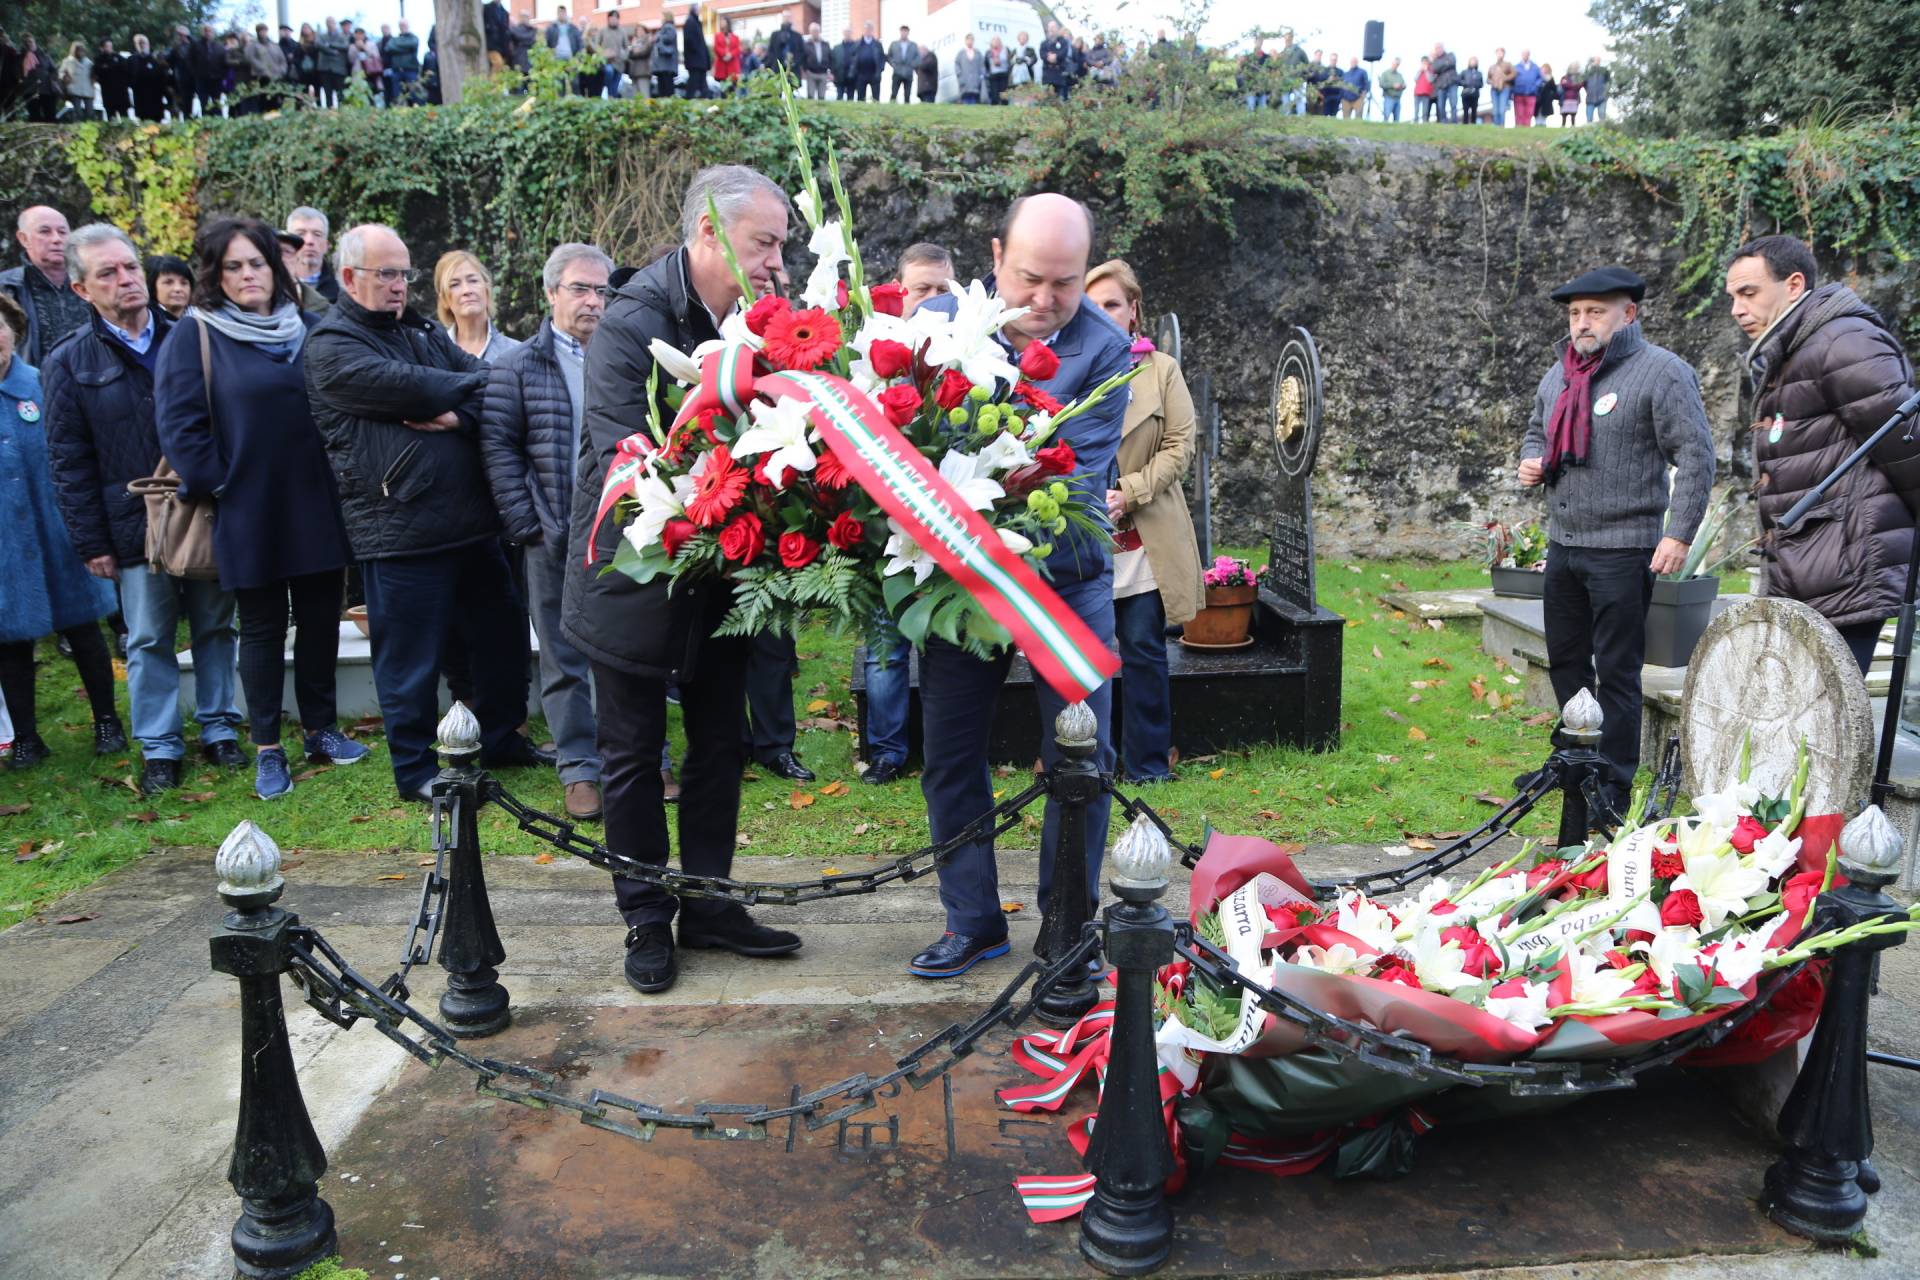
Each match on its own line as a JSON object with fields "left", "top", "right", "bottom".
{"left": 1488, "top": 47, "right": 1516, "bottom": 127}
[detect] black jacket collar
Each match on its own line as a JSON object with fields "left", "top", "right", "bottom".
{"left": 332, "top": 290, "right": 432, "bottom": 332}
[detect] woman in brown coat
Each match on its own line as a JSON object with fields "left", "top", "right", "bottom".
{"left": 1085, "top": 260, "right": 1204, "bottom": 782}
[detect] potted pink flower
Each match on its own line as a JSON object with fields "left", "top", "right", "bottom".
{"left": 1186, "top": 555, "right": 1264, "bottom": 646}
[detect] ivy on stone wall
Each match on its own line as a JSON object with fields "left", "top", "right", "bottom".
{"left": 61, "top": 121, "right": 203, "bottom": 259}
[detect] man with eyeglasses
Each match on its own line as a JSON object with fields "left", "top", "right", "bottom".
{"left": 304, "top": 223, "right": 547, "bottom": 803}
{"left": 479, "top": 243, "right": 616, "bottom": 823}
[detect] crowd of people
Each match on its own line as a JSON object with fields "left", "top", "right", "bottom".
{"left": 0, "top": 13, "right": 1610, "bottom": 122}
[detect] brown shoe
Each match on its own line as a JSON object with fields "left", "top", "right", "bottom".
{"left": 661, "top": 767, "right": 682, "bottom": 804}
{"left": 564, "top": 780, "right": 603, "bottom": 823}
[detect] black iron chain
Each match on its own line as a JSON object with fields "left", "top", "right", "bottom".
{"left": 285, "top": 917, "right": 1101, "bottom": 1142}
{"left": 486, "top": 775, "right": 1050, "bottom": 907}
{"left": 1172, "top": 925, "right": 1812, "bottom": 1096}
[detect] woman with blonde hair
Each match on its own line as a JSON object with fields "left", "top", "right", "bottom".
{"left": 1083, "top": 258, "right": 1203, "bottom": 783}
{"left": 434, "top": 250, "right": 519, "bottom": 363}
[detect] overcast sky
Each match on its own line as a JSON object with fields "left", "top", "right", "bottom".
{"left": 259, "top": 0, "right": 1611, "bottom": 66}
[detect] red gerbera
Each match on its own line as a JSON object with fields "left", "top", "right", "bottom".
{"left": 686, "top": 445, "right": 750, "bottom": 528}
{"left": 813, "top": 448, "right": 854, "bottom": 490}
{"left": 1016, "top": 381, "right": 1064, "bottom": 414}
{"left": 762, "top": 306, "right": 844, "bottom": 372}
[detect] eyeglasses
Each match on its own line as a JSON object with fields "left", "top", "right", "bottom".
{"left": 362, "top": 267, "right": 422, "bottom": 285}
{"left": 558, "top": 283, "right": 612, "bottom": 300}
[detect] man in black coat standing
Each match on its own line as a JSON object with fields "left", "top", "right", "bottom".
{"left": 831, "top": 25, "right": 856, "bottom": 99}
{"left": 304, "top": 223, "right": 546, "bottom": 802}
{"left": 767, "top": 19, "right": 802, "bottom": 77}
{"left": 1040, "top": 21, "right": 1072, "bottom": 99}
{"left": 852, "top": 21, "right": 883, "bottom": 100}
{"left": 562, "top": 165, "right": 802, "bottom": 995}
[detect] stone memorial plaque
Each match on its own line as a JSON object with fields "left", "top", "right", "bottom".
{"left": 1265, "top": 327, "right": 1325, "bottom": 613}
{"left": 1679, "top": 596, "right": 1874, "bottom": 815}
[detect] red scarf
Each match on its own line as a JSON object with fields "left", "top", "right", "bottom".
{"left": 1544, "top": 343, "right": 1604, "bottom": 482}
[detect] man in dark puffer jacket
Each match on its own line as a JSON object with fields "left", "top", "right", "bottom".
{"left": 304, "top": 222, "right": 545, "bottom": 801}
{"left": 480, "top": 241, "right": 614, "bottom": 823}
{"left": 1728, "top": 235, "right": 1920, "bottom": 673}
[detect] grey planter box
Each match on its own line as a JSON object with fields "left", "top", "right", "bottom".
{"left": 1645, "top": 574, "right": 1721, "bottom": 667}
{"left": 1490, "top": 566, "right": 1547, "bottom": 599}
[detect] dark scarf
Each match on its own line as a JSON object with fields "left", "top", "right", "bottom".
{"left": 1544, "top": 342, "right": 1604, "bottom": 482}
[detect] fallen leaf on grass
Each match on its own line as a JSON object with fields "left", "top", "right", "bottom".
{"left": 1469, "top": 676, "right": 1488, "bottom": 700}
{"left": 797, "top": 716, "right": 855, "bottom": 733}
{"left": 0, "top": 803, "right": 30, "bottom": 817}
{"left": 1407, "top": 693, "right": 1422, "bottom": 704}
{"left": 736, "top": 834, "right": 753, "bottom": 847}
{"left": 1492, "top": 656, "right": 1510, "bottom": 671}
{"left": 418, "top": 858, "right": 435, "bottom": 866}
{"left": 1423, "top": 657, "right": 1452, "bottom": 670}
{"left": 384, "top": 807, "right": 408, "bottom": 819}
{"left": 1523, "top": 712, "right": 1556, "bottom": 727}
{"left": 807, "top": 682, "right": 830, "bottom": 697}
{"left": 375, "top": 874, "right": 408, "bottom": 881}
{"left": 994, "top": 765, "right": 1015, "bottom": 777}
{"left": 1407, "top": 726, "right": 1428, "bottom": 741}
{"left": 1474, "top": 791, "right": 1508, "bottom": 806}
{"left": 851, "top": 822, "right": 870, "bottom": 836}
{"left": 532, "top": 853, "right": 555, "bottom": 865}
{"left": 805, "top": 698, "right": 834, "bottom": 714}
{"left": 1374, "top": 754, "right": 1400, "bottom": 764}
{"left": 180, "top": 791, "right": 217, "bottom": 803}
{"left": 128, "top": 810, "right": 158, "bottom": 823}
{"left": 1381, "top": 708, "right": 1406, "bottom": 723}
{"left": 789, "top": 791, "right": 815, "bottom": 810}
{"left": 1465, "top": 736, "right": 1481, "bottom": 747}
{"left": 1427, "top": 619, "right": 1445, "bottom": 632}
{"left": 742, "top": 770, "right": 762, "bottom": 782}
{"left": 1503, "top": 674, "right": 1521, "bottom": 686}
{"left": 823, "top": 866, "right": 841, "bottom": 875}
{"left": 818, "top": 781, "right": 850, "bottom": 797}
{"left": 1002, "top": 901, "right": 1024, "bottom": 913}
{"left": 1256, "top": 809, "right": 1285, "bottom": 822}
{"left": 349, "top": 814, "right": 374, "bottom": 824}
{"left": 1371, "top": 645, "right": 1384, "bottom": 660}
{"left": 15, "top": 845, "right": 39, "bottom": 863}
{"left": 1207, "top": 768, "right": 1226, "bottom": 780}
{"left": 1406, "top": 837, "right": 1438, "bottom": 851}
{"left": 53, "top": 912, "right": 99, "bottom": 924}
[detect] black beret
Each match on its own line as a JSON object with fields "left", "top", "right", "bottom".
{"left": 273, "top": 229, "right": 305, "bottom": 250}
{"left": 1550, "top": 265, "right": 1646, "bottom": 303}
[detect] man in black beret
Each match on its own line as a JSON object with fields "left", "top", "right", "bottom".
{"left": 1518, "top": 265, "right": 1715, "bottom": 815}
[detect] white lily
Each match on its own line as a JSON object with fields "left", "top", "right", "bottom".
{"left": 1707, "top": 923, "right": 1780, "bottom": 991}
{"left": 1390, "top": 877, "right": 1458, "bottom": 939}
{"left": 917, "top": 280, "right": 1027, "bottom": 389}
{"left": 1673, "top": 844, "right": 1771, "bottom": 931}
{"left": 1408, "top": 928, "right": 1479, "bottom": 993}
{"left": 1566, "top": 947, "right": 1640, "bottom": 1005}
{"left": 1455, "top": 871, "right": 1528, "bottom": 922}
{"left": 976, "top": 431, "right": 1034, "bottom": 475}
{"left": 996, "top": 527, "right": 1034, "bottom": 556}
{"left": 622, "top": 464, "right": 691, "bottom": 555}
{"left": 1289, "top": 942, "right": 1370, "bottom": 975}
{"left": 1690, "top": 788, "right": 1748, "bottom": 830}
{"left": 731, "top": 396, "right": 818, "bottom": 491}
{"left": 647, "top": 337, "right": 702, "bottom": 385}
{"left": 1675, "top": 814, "right": 1736, "bottom": 862}
{"left": 1632, "top": 926, "right": 1703, "bottom": 987}
{"left": 1746, "top": 827, "right": 1803, "bottom": 880}
{"left": 1334, "top": 891, "right": 1399, "bottom": 952}
{"left": 881, "top": 518, "right": 936, "bottom": 585}
{"left": 1483, "top": 980, "right": 1554, "bottom": 1031}
{"left": 937, "top": 449, "right": 1004, "bottom": 512}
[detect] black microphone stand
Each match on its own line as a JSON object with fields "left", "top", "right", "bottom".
{"left": 1777, "top": 387, "right": 1920, "bottom": 805}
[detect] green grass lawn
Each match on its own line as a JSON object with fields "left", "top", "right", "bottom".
{"left": 0, "top": 555, "right": 1562, "bottom": 927}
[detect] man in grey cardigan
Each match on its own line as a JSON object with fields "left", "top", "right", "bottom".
{"left": 1519, "top": 265, "right": 1715, "bottom": 811}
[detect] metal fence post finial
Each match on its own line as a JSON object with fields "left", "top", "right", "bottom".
{"left": 1553, "top": 687, "right": 1607, "bottom": 847}
{"left": 1036, "top": 701, "right": 1102, "bottom": 1028}
{"left": 209, "top": 821, "right": 337, "bottom": 1279}
{"left": 434, "top": 703, "right": 510, "bottom": 1038}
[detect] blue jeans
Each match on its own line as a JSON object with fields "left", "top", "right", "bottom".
{"left": 919, "top": 572, "right": 1114, "bottom": 938}
{"left": 862, "top": 615, "right": 912, "bottom": 766}
{"left": 361, "top": 542, "right": 530, "bottom": 792}
{"left": 1490, "top": 86, "right": 1511, "bottom": 125}
{"left": 524, "top": 535, "right": 602, "bottom": 784}
{"left": 1285, "top": 87, "right": 1306, "bottom": 114}
{"left": 1381, "top": 94, "right": 1401, "bottom": 121}
{"left": 1244, "top": 92, "right": 1268, "bottom": 109}
{"left": 1114, "top": 590, "right": 1173, "bottom": 781}
{"left": 1440, "top": 84, "right": 1459, "bottom": 121}
{"left": 1587, "top": 100, "right": 1606, "bottom": 122}
{"left": 119, "top": 564, "right": 241, "bottom": 760}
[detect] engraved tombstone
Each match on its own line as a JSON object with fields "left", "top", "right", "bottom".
{"left": 1679, "top": 596, "right": 1875, "bottom": 814}
{"left": 1264, "top": 328, "right": 1326, "bottom": 613}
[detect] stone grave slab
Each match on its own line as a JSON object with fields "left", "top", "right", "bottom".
{"left": 1679, "top": 597, "right": 1874, "bottom": 813}
{"left": 323, "top": 1002, "right": 1801, "bottom": 1278}
{"left": 1380, "top": 586, "right": 1495, "bottom": 620}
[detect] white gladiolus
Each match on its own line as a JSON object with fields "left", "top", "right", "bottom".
{"left": 1290, "top": 942, "right": 1370, "bottom": 975}
{"left": 1335, "top": 891, "right": 1399, "bottom": 952}
{"left": 1747, "top": 827, "right": 1803, "bottom": 880}
{"left": 1633, "top": 926, "right": 1703, "bottom": 987}
{"left": 1408, "top": 928, "right": 1478, "bottom": 993}
{"left": 1566, "top": 948, "right": 1640, "bottom": 1005}
{"left": 1483, "top": 980, "right": 1554, "bottom": 1031}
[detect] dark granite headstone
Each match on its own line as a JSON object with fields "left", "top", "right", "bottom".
{"left": 1264, "top": 327, "right": 1325, "bottom": 613}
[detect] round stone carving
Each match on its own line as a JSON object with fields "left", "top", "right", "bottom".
{"left": 1679, "top": 597, "right": 1874, "bottom": 815}
{"left": 1268, "top": 327, "right": 1324, "bottom": 481}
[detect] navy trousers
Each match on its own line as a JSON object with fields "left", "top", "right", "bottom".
{"left": 919, "top": 572, "right": 1115, "bottom": 939}
{"left": 360, "top": 541, "right": 529, "bottom": 792}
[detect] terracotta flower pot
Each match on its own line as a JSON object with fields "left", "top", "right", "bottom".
{"left": 1186, "top": 583, "right": 1257, "bottom": 646}
{"left": 345, "top": 605, "right": 370, "bottom": 637}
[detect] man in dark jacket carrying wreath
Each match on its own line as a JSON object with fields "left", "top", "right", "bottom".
{"left": 304, "top": 223, "right": 544, "bottom": 802}
{"left": 563, "top": 166, "right": 803, "bottom": 996}
{"left": 1727, "top": 235, "right": 1920, "bottom": 673}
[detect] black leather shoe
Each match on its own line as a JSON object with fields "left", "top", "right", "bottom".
{"left": 624, "top": 924, "right": 678, "bottom": 994}
{"left": 201, "top": 739, "right": 247, "bottom": 769}
{"left": 140, "top": 757, "right": 182, "bottom": 795}
{"left": 7, "top": 733, "right": 50, "bottom": 770}
{"left": 758, "top": 751, "right": 815, "bottom": 782}
{"left": 862, "top": 758, "right": 906, "bottom": 785}
{"left": 483, "top": 736, "right": 558, "bottom": 769}
{"left": 909, "top": 931, "right": 1011, "bottom": 978}
{"left": 93, "top": 716, "right": 127, "bottom": 756}
{"left": 679, "top": 909, "right": 802, "bottom": 957}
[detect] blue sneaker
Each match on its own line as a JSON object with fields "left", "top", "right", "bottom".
{"left": 255, "top": 748, "right": 293, "bottom": 800}
{"left": 304, "top": 727, "right": 370, "bottom": 766}
{"left": 908, "top": 931, "right": 1011, "bottom": 979}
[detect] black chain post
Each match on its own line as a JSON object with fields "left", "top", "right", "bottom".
{"left": 1080, "top": 814, "right": 1177, "bottom": 1275}
{"left": 434, "top": 704, "right": 511, "bottom": 1038}
{"left": 1763, "top": 805, "right": 1911, "bottom": 1243}
{"left": 1037, "top": 701, "right": 1101, "bottom": 1028}
{"left": 209, "top": 821, "right": 338, "bottom": 1279}
{"left": 1552, "top": 688, "right": 1605, "bottom": 848}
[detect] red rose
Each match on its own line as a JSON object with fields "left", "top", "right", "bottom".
{"left": 1035, "top": 440, "right": 1077, "bottom": 475}
{"left": 1428, "top": 900, "right": 1459, "bottom": 917}
{"left": 1629, "top": 968, "right": 1664, "bottom": 996}
{"left": 1441, "top": 925, "right": 1501, "bottom": 979}
{"left": 827, "top": 511, "right": 866, "bottom": 550}
{"left": 718, "top": 511, "right": 764, "bottom": 564}
{"left": 1781, "top": 869, "right": 1825, "bottom": 921}
{"left": 1264, "top": 900, "right": 1321, "bottom": 929}
{"left": 660, "top": 518, "right": 697, "bottom": 560}
{"left": 934, "top": 369, "right": 973, "bottom": 410}
{"left": 1659, "top": 888, "right": 1704, "bottom": 928}
{"left": 1652, "top": 840, "right": 1685, "bottom": 880}
{"left": 878, "top": 383, "right": 923, "bottom": 427}
{"left": 869, "top": 281, "right": 908, "bottom": 316}
{"left": 750, "top": 455, "right": 796, "bottom": 491}
{"left": 744, "top": 294, "right": 791, "bottom": 337}
{"left": 1019, "top": 341, "right": 1061, "bottom": 381}
{"left": 778, "top": 531, "right": 822, "bottom": 569}
{"left": 1016, "top": 380, "right": 1064, "bottom": 414}
{"left": 868, "top": 339, "right": 915, "bottom": 380}
{"left": 1571, "top": 859, "right": 1609, "bottom": 893}
{"left": 1525, "top": 858, "right": 1568, "bottom": 889}
{"left": 1373, "top": 957, "right": 1422, "bottom": 989}
{"left": 836, "top": 279, "right": 850, "bottom": 311}
{"left": 1729, "top": 816, "right": 1768, "bottom": 855}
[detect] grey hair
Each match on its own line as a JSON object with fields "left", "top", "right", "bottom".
{"left": 335, "top": 223, "right": 401, "bottom": 273}
{"left": 66, "top": 223, "right": 139, "bottom": 275}
{"left": 543, "top": 242, "right": 615, "bottom": 291}
{"left": 681, "top": 165, "right": 788, "bottom": 247}
{"left": 287, "top": 205, "right": 329, "bottom": 236}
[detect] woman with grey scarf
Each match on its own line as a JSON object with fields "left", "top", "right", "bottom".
{"left": 155, "top": 216, "right": 363, "bottom": 801}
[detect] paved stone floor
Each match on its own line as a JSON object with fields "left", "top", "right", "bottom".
{"left": 0, "top": 829, "right": 1915, "bottom": 1279}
